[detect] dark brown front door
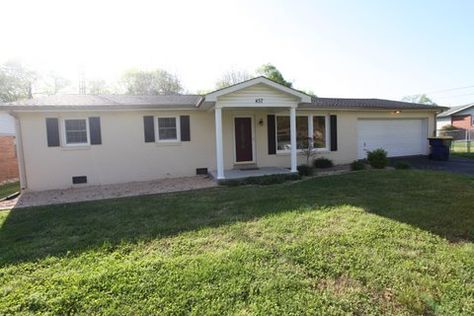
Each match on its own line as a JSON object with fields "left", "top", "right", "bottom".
{"left": 235, "top": 117, "right": 253, "bottom": 162}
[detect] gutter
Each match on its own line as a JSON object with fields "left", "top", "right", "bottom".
{"left": 8, "top": 112, "right": 27, "bottom": 191}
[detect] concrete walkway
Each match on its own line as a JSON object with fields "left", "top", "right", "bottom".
{"left": 0, "top": 176, "right": 217, "bottom": 210}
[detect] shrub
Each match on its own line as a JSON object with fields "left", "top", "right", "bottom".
{"left": 297, "top": 164, "right": 313, "bottom": 176}
{"left": 394, "top": 161, "right": 411, "bottom": 170}
{"left": 221, "top": 173, "right": 301, "bottom": 186}
{"left": 367, "top": 148, "right": 388, "bottom": 169}
{"left": 351, "top": 160, "right": 366, "bottom": 171}
{"left": 313, "top": 158, "right": 334, "bottom": 169}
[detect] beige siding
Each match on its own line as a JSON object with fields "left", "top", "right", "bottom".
{"left": 19, "top": 108, "right": 436, "bottom": 191}
{"left": 218, "top": 83, "right": 299, "bottom": 108}
{"left": 221, "top": 109, "right": 437, "bottom": 169}
{"left": 19, "top": 111, "right": 215, "bottom": 191}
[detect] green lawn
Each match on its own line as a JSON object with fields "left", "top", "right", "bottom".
{"left": 0, "top": 171, "right": 473, "bottom": 315}
{"left": 452, "top": 152, "right": 474, "bottom": 159}
{"left": 0, "top": 181, "right": 19, "bottom": 199}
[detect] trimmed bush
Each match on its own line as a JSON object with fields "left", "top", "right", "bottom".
{"left": 367, "top": 148, "right": 388, "bottom": 169}
{"left": 313, "top": 158, "right": 334, "bottom": 169}
{"left": 221, "top": 173, "right": 301, "bottom": 186}
{"left": 297, "top": 164, "right": 313, "bottom": 176}
{"left": 351, "top": 160, "right": 366, "bottom": 171}
{"left": 394, "top": 161, "right": 411, "bottom": 170}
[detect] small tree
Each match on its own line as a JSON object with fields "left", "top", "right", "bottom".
{"left": 300, "top": 137, "right": 317, "bottom": 165}
{"left": 215, "top": 70, "right": 251, "bottom": 89}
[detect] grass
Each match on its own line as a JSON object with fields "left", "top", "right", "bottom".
{"left": 0, "top": 181, "right": 19, "bottom": 199}
{"left": 0, "top": 170, "right": 473, "bottom": 315}
{"left": 452, "top": 152, "right": 474, "bottom": 159}
{"left": 450, "top": 140, "right": 474, "bottom": 159}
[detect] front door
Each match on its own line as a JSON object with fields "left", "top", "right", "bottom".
{"left": 234, "top": 117, "right": 253, "bottom": 162}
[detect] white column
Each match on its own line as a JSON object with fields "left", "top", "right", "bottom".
{"left": 215, "top": 107, "right": 225, "bottom": 179}
{"left": 13, "top": 114, "right": 27, "bottom": 190}
{"left": 290, "top": 107, "right": 297, "bottom": 172}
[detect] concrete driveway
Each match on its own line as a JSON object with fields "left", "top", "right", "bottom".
{"left": 390, "top": 156, "right": 474, "bottom": 176}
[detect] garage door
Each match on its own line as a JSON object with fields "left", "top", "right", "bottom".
{"left": 357, "top": 119, "right": 428, "bottom": 159}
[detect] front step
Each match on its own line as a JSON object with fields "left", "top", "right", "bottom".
{"left": 233, "top": 163, "right": 259, "bottom": 171}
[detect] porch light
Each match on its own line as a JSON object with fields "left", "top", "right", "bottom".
{"left": 258, "top": 118, "right": 264, "bottom": 126}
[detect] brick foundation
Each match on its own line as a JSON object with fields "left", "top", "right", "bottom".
{"left": 0, "top": 136, "right": 19, "bottom": 183}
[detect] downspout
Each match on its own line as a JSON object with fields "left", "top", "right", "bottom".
{"left": 9, "top": 112, "right": 27, "bottom": 191}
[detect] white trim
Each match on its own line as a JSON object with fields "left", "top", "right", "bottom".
{"left": 11, "top": 114, "right": 27, "bottom": 190}
{"left": 155, "top": 115, "right": 181, "bottom": 143}
{"left": 290, "top": 108, "right": 297, "bottom": 173}
{"left": 206, "top": 77, "right": 311, "bottom": 103}
{"left": 232, "top": 115, "right": 256, "bottom": 164}
{"left": 61, "top": 118, "right": 90, "bottom": 147}
{"left": 215, "top": 108, "right": 224, "bottom": 179}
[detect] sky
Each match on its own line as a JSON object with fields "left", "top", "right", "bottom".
{"left": 1, "top": 0, "right": 474, "bottom": 106}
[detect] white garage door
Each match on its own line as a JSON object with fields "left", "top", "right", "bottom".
{"left": 357, "top": 119, "right": 428, "bottom": 159}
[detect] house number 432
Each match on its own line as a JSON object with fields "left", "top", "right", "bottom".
{"left": 255, "top": 98, "right": 264, "bottom": 103}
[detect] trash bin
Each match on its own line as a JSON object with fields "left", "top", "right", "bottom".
{"left": 428, "top": 137, "right": 453, "bottom": 161}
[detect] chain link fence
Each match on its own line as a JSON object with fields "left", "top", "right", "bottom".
{"left": 437, "top": 128, "right": 473, "bottom": 153}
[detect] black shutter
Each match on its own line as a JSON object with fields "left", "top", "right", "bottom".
{"left": 330, "top": 115, "right": 338, "bottom": 151}
{"left": 46, "top": 118, "right": 60, "bottom": 147}
{"left": 143, "top": 116, "right": 155, "bottom": 142}
{"left": 180, "top": 115, "right": 190, "bottom": 141}
{"left": 89, "top": 117, "right": 102, "bottom": 145}
{"left": 267, "top": 115, "right": 276, "bottom": 154}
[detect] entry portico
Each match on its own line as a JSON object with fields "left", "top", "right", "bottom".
{"left": 205, "top": 77, "right": 312, "bottom": 180}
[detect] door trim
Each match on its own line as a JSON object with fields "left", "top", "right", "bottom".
{"left": 233, "top": 115, "right": 256, "bottom": 164}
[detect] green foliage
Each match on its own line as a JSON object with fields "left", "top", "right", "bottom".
{"left": 0, "top": 61, "right": 36, "bottom": 102}
{"left": 367, "top": 148, "right": 388, "bottom": 169}
{"left": 0, "top": 171, "right": 473, "bottom": 314}
{"left": 121, "top": 69, "right": 183, "bottom": 95}
{"left": 256, "top": 63, "right": 292, "bottom": 87}
{"left": 441, "top": 124, "right": 457, "bottom": 131}
{"left": 394, "top": 161, "right": 411, "bottom": 170}
{"left": 222, "top": 173, "right": 300, "bottom": 186}
{"left": 87, "top": 79, "right": 111, "bottom": 95}
{"left": 313, "top": 157, "right": 334, "bottom": 169}
{"left": 402, "top": 94, "right": 436, "bottom": 105}
{"left": 297, "top": 164, "right": 313, "bottom": 176}
{"left": 350, "top": 160, "right": 366, "bottom": 171}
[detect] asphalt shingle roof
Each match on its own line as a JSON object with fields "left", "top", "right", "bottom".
{"left": 437, "top": 103, "right": 474, "bottom": 117}
{"left": 301, "top": 97, "right": 445, "bottom": 110}
{"left": 1, "top": 94, "right": 446, "bottom": 111}
{"left": 3, "top": 94, "right": 203, "bottom": 108}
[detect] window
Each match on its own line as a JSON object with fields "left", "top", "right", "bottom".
{"left": 313, "top": 116, "right": 326, "bottom": 148}
{"left": 64, "top": 119, "right": 89, "bottom": 145}
{"left": 157, "top": 117, "right": 179, "bottom": 141}
{"left": 276, "top": 115, "right": 328, "bottom": 151}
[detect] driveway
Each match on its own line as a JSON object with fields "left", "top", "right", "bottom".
{"left": 390, "top": 156, "right": 474, "bottom": 176}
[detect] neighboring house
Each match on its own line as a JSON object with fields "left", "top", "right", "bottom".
{"left": 0, "top": 77, "right": 445, "bottom": 191}
{"left": 0, "top": 111, "right": 15, "bottom": 136}
{"left": 0, "top": 111, "right": 19, "bottom": 183}
{"left": 437, "top": 103, "right": 474, "bottom": 130}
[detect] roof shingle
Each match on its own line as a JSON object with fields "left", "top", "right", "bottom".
{"left": 301, "top": 97, "right": 445, "bottom": 110}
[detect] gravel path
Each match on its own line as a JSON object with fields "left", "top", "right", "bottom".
{"left": 0, "top": 176, "right": 217, "bottom": 210}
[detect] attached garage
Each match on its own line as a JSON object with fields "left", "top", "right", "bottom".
{"left": 357, "top": 119, "right": 429, "bottom": 159}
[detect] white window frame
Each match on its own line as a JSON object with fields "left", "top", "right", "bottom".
{"left": 155, "top": 116, "right": 181, "bottom": 143}
{"left": 61, "top": 118, "right": 90, "bottom": 147}
{"left": 275, "top": 114, "right": 329, "bottom": 153}
{"left": 311, "top": 114, "right": 330, "bottom": 152}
